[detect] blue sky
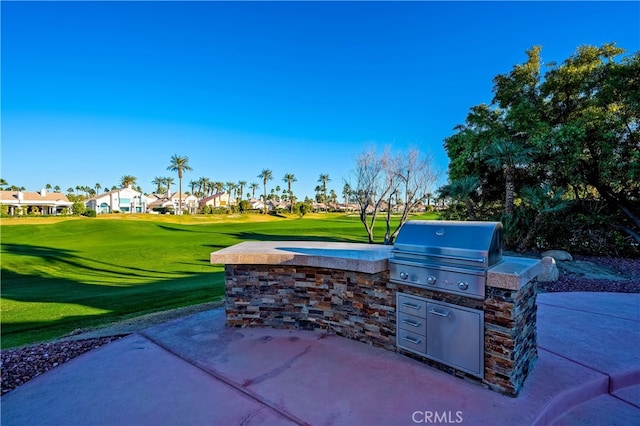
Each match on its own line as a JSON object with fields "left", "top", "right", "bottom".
{"left": 2, "top": 1, "right": 639, "bottom": 199}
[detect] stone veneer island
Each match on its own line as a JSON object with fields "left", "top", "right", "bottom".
{"left": 211, "top": 241, "right": 541, "bottom": 397}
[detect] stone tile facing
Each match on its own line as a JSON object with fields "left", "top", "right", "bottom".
{"left": 224, "top": 262, "right": 538, "bottom": 397}
{"left": 484, "top": 281, "right": 538, "bottom": 396}
{"left": 225, "top": 264, "right": 397, "bottom": 351}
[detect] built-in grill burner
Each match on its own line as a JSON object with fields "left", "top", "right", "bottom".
{"left": 389, "top": 220, "right": 503, "bottom": 299}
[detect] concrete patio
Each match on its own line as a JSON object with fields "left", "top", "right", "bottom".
{"left": 1, "top": 292, "right": 639, "bottom": 426}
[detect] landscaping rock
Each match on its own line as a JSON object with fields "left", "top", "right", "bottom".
{"left": 537, "top": 256, "right": 559, "bottom": 282}
{"left": 541, "top": 250, "right": 573, "bottom": 262}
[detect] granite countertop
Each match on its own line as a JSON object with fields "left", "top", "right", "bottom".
{"left": 487, "top": 256, "right": 541, "bottom": 290}
{"left": 210, "top": 241, "right": 393, "bottom": 274}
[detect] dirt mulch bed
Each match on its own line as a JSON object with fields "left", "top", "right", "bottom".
{"left": 1, "top": 336, "right": 125, "bottom": 395}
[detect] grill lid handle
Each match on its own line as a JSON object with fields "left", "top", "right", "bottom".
{"left": 413, "top": 252, "right": 486, "bottom": 264}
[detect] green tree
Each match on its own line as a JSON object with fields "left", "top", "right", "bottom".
{"left": 94, "top": 183, "right": 101, "bottom": 194}
{"left": 258, "top": 169, "right": 273, "bottom": 214}
{"left": 444, "top": 43, "right": 639, "bottom": 246}
{"left": 71, "top": 201, "right": 86, "bottom": 215}
{"left": 516, "top": 184, "right": 569, "bottom": 252}
{"left": 0, "top": 178, "right": 7, "bottom": 190}
{"left": 283, "top": 173, "right": 297, "bottom": 213}
{"left": 167, "top": 154, "right": 192, "bottom": 215}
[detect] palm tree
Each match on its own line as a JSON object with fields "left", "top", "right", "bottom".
{"left": 484, "top": 140, "right": 534, "bottom": 217}
{"left": 0, "top": 178, "right": 7, "bottom": 190}
{"left": 250, "top": 182, "right": 260, "bottom": 198}
{"left": 45, "top": 183, "right": 52, "bottom": 191}
{"left": 258, "top": 169, "right": 273, "bottom": 214}
{"left": 54, "top": 185, "right": 61, "bottom": 193}
{"left": 343, "top": 183, "right": 352, "bottom": 211}
{"left": 167, "top": 154, "right": 192, "bottom": 215}
{"left": 164, "top": 177, "right": 175, "bottom": 196}
{"left": 120, "top": 175, "right": 137, "bottom": 188}
{"left": 226, "top": 182, "right": 236, "bottom": 206}
{"left": 189, "top": 180, "right": 197, "bottom": 195}
{"left": 425, "top": 192, "right": 433, "bottom": 208}
{"left": 95, "top": 183, "right": 101, "bottom": 194}
{"left": 318, "top": 174, "right": 331, "bottom": 210}
{"left": 440, "top": 176, "right": 480, "bottom": 220}
{"left": 237, "top": 181, "right": 247, "bottom": 201}
{"left": 67, "top": 187, "right": 75, "bottom": 194}
{"left": 283, "top": 173, "right": 297, "bottom": 213}
{"left": 197, "top": 177, "right": 208, "bottom": 197}
{"left": 151, "top": 176, "right": 165, "bottom": 194}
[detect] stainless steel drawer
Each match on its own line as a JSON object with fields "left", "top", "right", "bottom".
{"left": 398, "top": 312, "right": 427, "bottom": 336}
{"left": 397, "top": 328, "right": 427, "bottom": 354}
{"left": 397, "top": 294, "right": 427, "bottom": 318}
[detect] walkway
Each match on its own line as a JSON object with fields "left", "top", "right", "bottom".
{"left": 1, "top": 292, "right": 639, "bottom": 425}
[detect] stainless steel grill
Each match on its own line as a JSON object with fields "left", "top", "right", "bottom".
{"left": 389, "top": 220, "right": 503, "bottom": 299}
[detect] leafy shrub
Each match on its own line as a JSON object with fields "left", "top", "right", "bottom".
{"left": 71, "top": 202, "right": 86, "bottom": 215}
{"left": 83, "top": 209, "right": 97, "bottom": 217}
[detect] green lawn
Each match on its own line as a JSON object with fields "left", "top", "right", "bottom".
{"left": 1, "top": 212, "right": 438, "bottom": 347}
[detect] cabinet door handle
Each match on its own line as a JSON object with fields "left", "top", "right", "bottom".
{"left": 402, "top": 336, "right": 422, "bottom": 345}
{"left": 402, "top": 319, "right": 421, "bottom": 327}
{"left": 429, "top": 309, "right": 450, "bottom": 317}
{"left": 402, "top": 302, "right": 421, "bottom": 310}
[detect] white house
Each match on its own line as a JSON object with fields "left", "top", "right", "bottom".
{"left": 148, "top": 192, "right": 199, "bottom": 214}
{"left": 0, "top": 189, "right": 73, "bottom": 215}
{"left": 170, "top": 192, "right": 199, "bottom": 214}
{"left": 86, "top": 186, "right": 147, "bottom": 214}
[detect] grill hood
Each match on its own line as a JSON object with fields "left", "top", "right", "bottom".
{"left": 392, "top": 220, "right": 503, "bottom": 269}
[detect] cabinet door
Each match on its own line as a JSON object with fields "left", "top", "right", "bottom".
{"left": 426, "top": 302, "right": 483, "bottom": 377}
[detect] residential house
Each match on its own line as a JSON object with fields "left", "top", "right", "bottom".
{"left": 148, "top": 192, "right": 199, "bottom": 214}
{"left": 199, "top": 192, "right": 235, "bottom": 211}
{"left": 86, "top": 185, "right": 147, "bottom": 214}
{"left": 0, "top": 189, "right": 73, "bottom": 215}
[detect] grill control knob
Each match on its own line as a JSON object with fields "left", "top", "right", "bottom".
{"left": 400, "top": 272, "right": 409, "bottom": 280}
{"left": 458, "top": 281, "right": 469, "bottom": 290}
{"left": 427, "top": 275, "right": 437, "bottom": 285}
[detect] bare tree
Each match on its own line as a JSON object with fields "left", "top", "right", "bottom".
{"left": 383, "top": 148, "right": 441, "bottom": 244}
{"left": 353, "top": 146, "right": 441, "bottom": 244}
{"left": 353, "top": 147, "right": 394, "bottom": 243}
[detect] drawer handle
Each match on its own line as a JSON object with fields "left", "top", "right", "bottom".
{"left": 401, "top": 319, "right": 421, "bottom": 327}
{"left": 402, "top": 302, "right": 421, "bottom": 310}
{"left": 402, "top": 336, "right": 422, "bottom": 345}
{"left": 429, "top": 309, "right": 450, "bottom": 317}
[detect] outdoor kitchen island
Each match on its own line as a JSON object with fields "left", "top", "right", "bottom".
{"left": 211, "top": 239, "right": 541, "bottom": 397}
